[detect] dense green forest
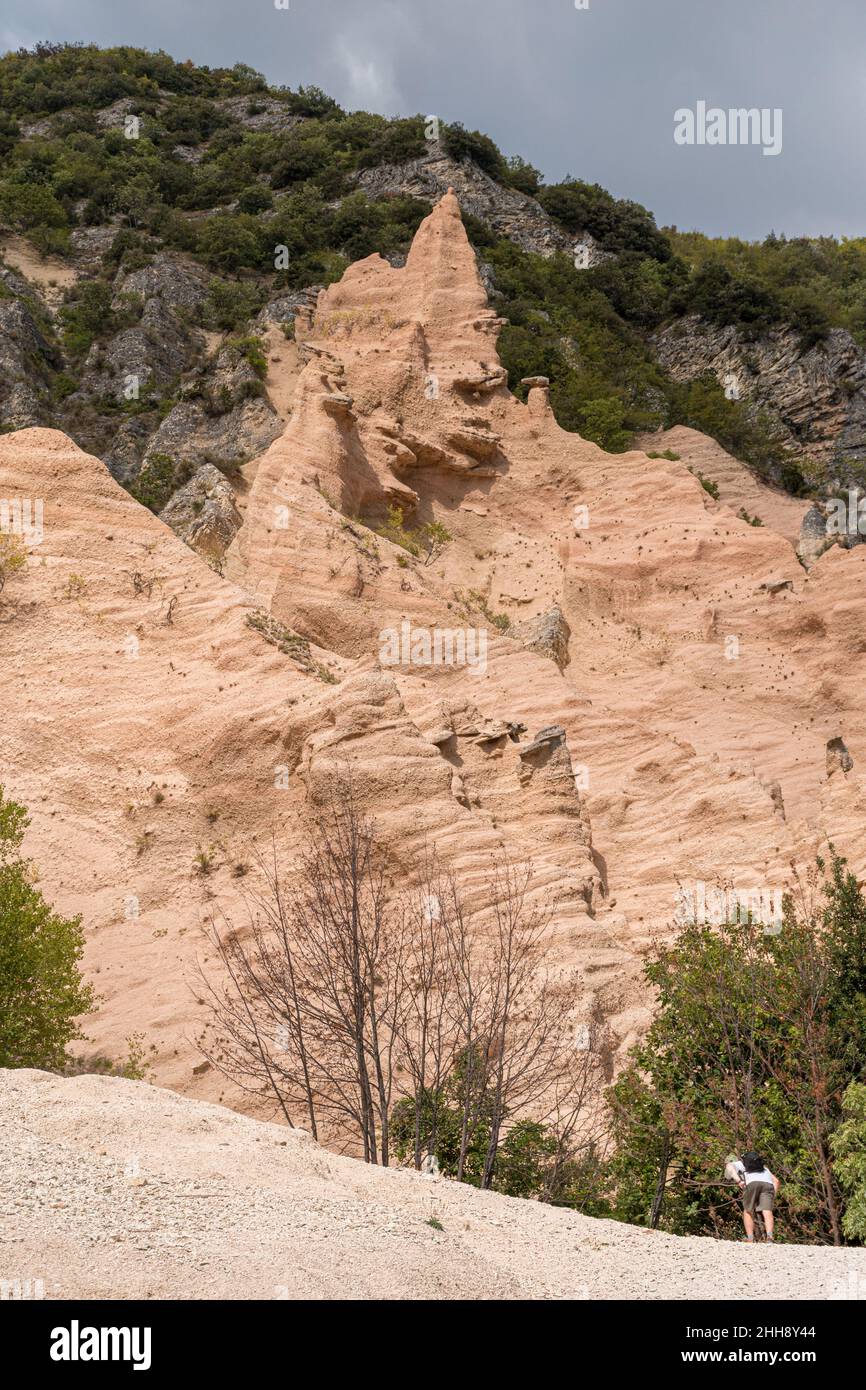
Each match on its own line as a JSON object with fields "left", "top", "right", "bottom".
{"left": 2, "top": 42, "right": 863, "bottom": 489}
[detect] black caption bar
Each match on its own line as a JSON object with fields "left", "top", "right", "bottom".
{"left": 3, "top": 1297, "right": 858, "bottom": 1375}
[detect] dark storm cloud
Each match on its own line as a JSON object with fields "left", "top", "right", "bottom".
{"left": 3, "top": 0, "right": 864, "bottom": 238}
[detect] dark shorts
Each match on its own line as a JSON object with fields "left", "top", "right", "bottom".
{"left": 743, "top": 1182, "right": 775, "bottom": 1215}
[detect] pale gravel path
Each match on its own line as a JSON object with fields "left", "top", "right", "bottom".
{"left": 2, "top": 1070, "right": 864, "bottom": 1301}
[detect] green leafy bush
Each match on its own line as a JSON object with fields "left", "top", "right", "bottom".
{"left": 228, "top": 335, "right": 268, "bottom": 378}
{"left": 130, "top": 453, "right": 194, "bottom": 513}
{"left": 236, "top": 184, "right": 273, "bottom": 215}
{"left": 0, "top": 786, "right": 95, "bottom": 1069}
{"left": 690, "top": 468, "right": 720, "bottom": 499}
{"left": 59, "top": 280, "right": 115, "bottom": 359}
{"left": 205, "top": 278, "right": 265, "bottom": 331}
{"left": 0, "top": 179, "right": 68, "bottom": 232}
{"left": 370, "top": 504, "right": 452, "bottom": 560}
{"left": 578, "top": 396, "right": 631, "bottom": 452}
{"left": 606, "top": 854, "right": 866, "bottom": 1243}
{"left": 197, "top": 213, "right": 263, "bottom": 272}
{"left": 0, "top": 534, "right": 27, "bottom": 594}
{"left": 442, "top": 122, "right": 506, "bottom": 180}
{"left": 831, "top": 1083, "right": 866, "bottom": 1242}
{"left": 538, "top": 178, "right": 672, "bottom": 261}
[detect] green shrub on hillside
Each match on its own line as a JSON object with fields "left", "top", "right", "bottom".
{"left": 442, "top": 122, "right": 506, "bottom": 180}
{"left": 538, "top": 177, "right": 672, "bottom": 262}
{"left": 197, "top": 213, "right": 262, "bottom": 272}
{"left": 131, "top": 453, "right": 195, "bottom": 513}
{"left": 204, "top": 278, "right": 265, "bottom": 331}
{"left": 669, "top": 228, "right": 858, "bottom": 347}
{"left": 0, "top": 786, "right": 95, "bottom": 1070}
{"left": 577, "top": 396, "right": 632, "bottom": 452}
{"left": 606, "top": 853, "right": 866, "bottom": 1243}
{"left": 59, "top": 280, "right": 115, "bottom": 359}
{"left": 831, "top": 1083, "right": 866, "bottom": 1243}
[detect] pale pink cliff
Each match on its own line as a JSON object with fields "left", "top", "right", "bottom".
{"left": 2, "top": 192, "right": 865, "bottom": 1105}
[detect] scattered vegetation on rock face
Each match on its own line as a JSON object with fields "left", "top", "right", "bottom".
{"left": 62, "top": 572, "right": 87, "bottom": 601}
{"left": 226, "top": 335, "right": 267, "bottom": 379}
{"left": 488, "top": 237, "right": 806, "bottom": 476}
{"left": 245, "top": 609, "right": 336, "bottom": 682}
{"left": 369, "top": 504, "right": 452, "bottom": 562}
{"left": 0, "top": 533, "right": 26, "bottom": 594}
{"left": 689, "top": 467, "right": 721, "bottom": 500}
{"left": 0, "top": 785, "right": 96, "bottom": 1070}
{"left": 130, "top": 452, "right": 194, "bottom": 514}
{"left": 193, "top": 845, "right": 216, "bottom": 876}
{"left": 666, "top": 230, "right": 866, "bottom": 349}
{"left": 456, "top": 588, "right": 511, "bottom": 632}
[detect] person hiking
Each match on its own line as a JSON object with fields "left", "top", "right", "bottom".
{"left": 730, "top": 1151, "right": 780, "bottom": 1242}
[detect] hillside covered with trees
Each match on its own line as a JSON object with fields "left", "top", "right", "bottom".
{"left": 5, "top": 42, "right": 866, "bottom": 503}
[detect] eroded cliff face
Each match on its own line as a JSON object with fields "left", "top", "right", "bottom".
{"left": 4, "top": 192, "right": 866, "bottom": 1106}
{"left": 356, "top": 148, "right": 610, "bottom": 266}
{"left": 653, "top": 313, "right": 866, "bottom": 477}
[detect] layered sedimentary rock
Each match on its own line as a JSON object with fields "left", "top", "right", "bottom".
{"left": 356, "top": 149, "right": 610, "bottom": 265}
{"left": 653, "top": 313, "right": 866, "bottom": 473}
{"left": 3, "top": 191, "right": 866, "bottom": 1105}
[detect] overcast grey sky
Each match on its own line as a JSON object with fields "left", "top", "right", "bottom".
{"left": 2, "top": 0, "right": 863, "bottom": 239}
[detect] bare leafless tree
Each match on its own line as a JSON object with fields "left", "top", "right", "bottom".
{"left": 475, "top": 861, "right": 581, "bottom": 1189}
{"left": 198, "top": 781, "right": 607, "bottom": 1192}
{"left": 289, "top": 783, "right": 408, "bottom": 1163}
{"left": 394, "top": 852, "right": 461, "bottom": 1170}
{"left": 394, "top": 858, "right": 608, "bottom": 1192}
{"left": 538, "top": 1003, "right": 614, "bottom": 1207}
{"left": 196, "top": 780, "right": 408, "bottom": 1162}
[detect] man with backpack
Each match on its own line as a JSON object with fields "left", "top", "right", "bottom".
{"left": 729, "top": 1152, "right": 780, "bottom": 1242}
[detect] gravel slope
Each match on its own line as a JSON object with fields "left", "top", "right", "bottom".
{"left": 2, "top": 1070, "right": 864, "bottom": 1302}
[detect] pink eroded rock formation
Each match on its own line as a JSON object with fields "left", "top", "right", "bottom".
{"left": 3, "top": 191, "right": 866, "bottom": 1107}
